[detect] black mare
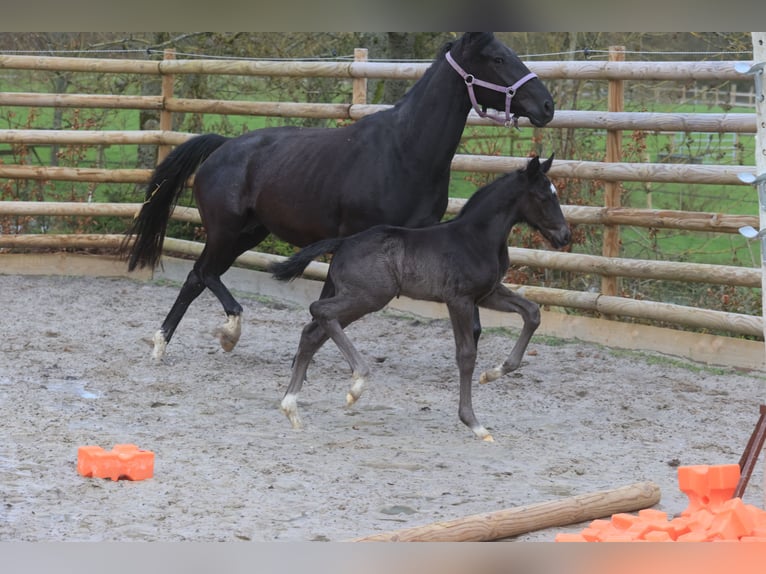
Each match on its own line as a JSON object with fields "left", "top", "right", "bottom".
{"left": 121, "top": 32, "right": 554, "bottom": 361}
{"left": 270, "top": 155, "right": 571, "bottom": 441}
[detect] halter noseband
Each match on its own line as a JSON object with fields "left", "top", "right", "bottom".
{"left": 445, "top": 50, "right": 538, "bottom": 128}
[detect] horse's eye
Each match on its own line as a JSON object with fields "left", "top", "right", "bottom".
{"left": 494, "top": 57, "right": 504, "bottom": 64}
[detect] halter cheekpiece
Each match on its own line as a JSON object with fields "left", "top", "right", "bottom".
{"left": 445, "top": 51, "right": 537, "bottom": 128}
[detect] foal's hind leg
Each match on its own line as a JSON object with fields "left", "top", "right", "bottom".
{"left": 476, "top": 284, "right": 541, "bottom": 384}
{"left": 309, "top": 294, "right": 386, "bottom": 407}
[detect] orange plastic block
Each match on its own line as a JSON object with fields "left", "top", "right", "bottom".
{"left": 678, "top": 464, "right": 740, "bottom": 515}
{"left": 555, "top": 533, "right": 588, "bottom": 542}
{"left": 644, "top": 530, "right": 673, "bottom": 542}
{"left": 708, "top": 498, "right": 757, "bottom": 540}
{"left": 611, "top": 512, "right": 640, "bottom": 530}
{"left": 77, "top": 444, "right": 154, "bottom": 481}
{"left": 677, "top": 530, "right": 710, "bottom": 542}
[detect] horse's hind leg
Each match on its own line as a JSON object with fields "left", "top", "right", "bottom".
{"left": 153, "top": 267, "right": 207, "bottom": 360}
{"left": 203, "top": 227, "right": 270, "bottom": 352}
{"left": 151, "top": 227, "right": 268, "bottom": 360}
{"left": 476, "top": 284, "right": 540, "bottom": 384}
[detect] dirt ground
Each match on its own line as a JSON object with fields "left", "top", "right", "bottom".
{"left": 1, "top": 271, "right": 765, "bottom": 542}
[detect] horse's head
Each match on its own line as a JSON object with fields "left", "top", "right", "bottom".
{"left": 519, "top": 154, "right": 571, "bottom": 249}
{"left": 449, "top": 32, "right": 554, "bottom": 127}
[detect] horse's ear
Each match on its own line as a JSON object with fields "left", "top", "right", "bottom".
{"left": 461, "top": 32, "right": 495, "bottom": 52}
{"left": 541, "top": 153, "right": 554, "bottom": 174}
{"left": 526, "top": 155, "right": 541, "bottom": 177}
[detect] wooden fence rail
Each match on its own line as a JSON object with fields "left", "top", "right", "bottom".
{"left": 0, "top": 53, "right": 753, "bottom": 80}
{"left": 0, "top": 51, "right": 762, "bottom": 345}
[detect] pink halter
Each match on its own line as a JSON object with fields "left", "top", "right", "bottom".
{"left": 446, "top": 50, "right": 538, "bottom": 128}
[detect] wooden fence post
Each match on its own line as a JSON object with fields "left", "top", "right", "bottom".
{"left": 157, "top": 49, "right": 175, "bottom": 164}
{"left": 352, "top": 48, "right": 368, "bottom": 106}
{"left": 602, "top": 46, "right": 625, "bottom": 299}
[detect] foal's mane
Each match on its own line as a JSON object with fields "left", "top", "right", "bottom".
{"left": 456, "top": 168, "right": 523, "bottom": 219}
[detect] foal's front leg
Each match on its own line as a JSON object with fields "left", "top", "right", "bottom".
{"left": 280, "top": 319, "right": 329, "bottom": 429}
{"left": 477, "top": 284, "right": 541, "bottom": 384}
{"left": 447, "top": 300, "right": 493, "bottom": 442}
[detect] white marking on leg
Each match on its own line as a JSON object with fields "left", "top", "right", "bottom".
{"left": 479, "top": 365, "right": 503, "bottom": 384}
{"left": 346, "top": 376, "right": 366, "bottom": 406}
{"left": 280, "top": 393, "right": 303, "bottom": 429}
{"left": 215, "top": 314, "right": 241, "bottom": 352}
{"left": 473, "top": 425, "right": 494, "bottom": 442}
{"left": 151, "top": 330, "right": 167, "bottom": 362}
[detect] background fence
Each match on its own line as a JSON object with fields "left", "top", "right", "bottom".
{"left": 0, "top": 47, "right": 763, "bottom": 354}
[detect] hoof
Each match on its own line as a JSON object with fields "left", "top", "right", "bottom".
{"left": 473, "top": 425, "right": 494, "bottom": 442}
{"left": 280, "top": 394, "right": 303, "bottom": 429}
{"left": 151, "top": 330, "right": 167, "bottom": 362}
{"left": 214, "top": 314, "right": 241, "bottom": 352}
{"left": 346, "top": 376, "right": 366, "bottom": 406}
{"left": 479, "top": 367, "right": 503, "bottom": 384}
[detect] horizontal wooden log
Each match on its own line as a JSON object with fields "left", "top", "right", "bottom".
{"left": 0, "top": 92, "right": 164, "bottom": 110}
{"left": 559, "top": 205, "right": 758, "bottom": 233}
{"left": 0, "top": 233, "right": 125, "bottom": 249}
{"left": 507, "top": 247, "right": 760, "bottom": 287}
{"left": 0, "top": 54, "right": 747, "bottom": 82}
{"left": 451, "top": 156, "right": 752, "bottom": 185}
{"left": 165, "top": 98, "right": 351, "bottom": 119}
{"left": 158, "top": 58, "right": 356, "bottom": 78}
{"left": 544, "top": 110, "right": 756, "bottom": 133}
{"left": 1, "top": 234, "right": 758, "bottom": 337}
{"left": 0, "top": 165, "right": 150, "bottom": 183}
{"left": 511, "top": 283, "right": 762, "bottom": 338}
{"left": 0, "top": 201, "right": 201, "bottom": 223}
{"left": 350, "top": 481, "right": 661, "bottom": 542}
{"left": 525, "top": 60, "right": 748, "bottom": 81}
{"left": 0, "top": 129, "right": 192, "bottom": 146}
{"left": 0, "top": 54, "right": 160, "bottom": 74}
{"left": 0, "top": 155, "right": 755, "bottom": 186}
{"left": 4, "top": 93, "right": 753, "bottom": 134}
{"left": 446, "top": 199, "right": 758, "bottom": 233}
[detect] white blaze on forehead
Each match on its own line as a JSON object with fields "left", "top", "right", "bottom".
{"left": 550, "top": 182, "right": 557, "bottom": 196}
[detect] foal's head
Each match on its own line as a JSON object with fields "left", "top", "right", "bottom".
{"left": 518, "top": 154, "right": 571, "bottom": 249}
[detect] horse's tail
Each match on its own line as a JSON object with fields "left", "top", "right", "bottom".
{"left": 270, "top": 238, "right": 345, "bottom": 282}
{"left": 121, "top": 133, "right": 229, "bottom": 271}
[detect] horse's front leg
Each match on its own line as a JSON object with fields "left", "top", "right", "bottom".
{"left": 476, "top": 284, "right": 540, "bottom": 384}
{"left": 447, "top": 300, "right": 493, "bottom": 442}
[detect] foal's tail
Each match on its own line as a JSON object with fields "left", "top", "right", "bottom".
{"left": 270, "top": 238, "right": 345, "bottom": 282}
{"left": 120, "top": 133, "right": 229, "bottom": 271}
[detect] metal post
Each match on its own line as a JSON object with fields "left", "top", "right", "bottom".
{"left": 737, "top": 34, "right": 766, "bottom": 368}
{"left": 736, "top": 32, "right": 766, "bottom": 509}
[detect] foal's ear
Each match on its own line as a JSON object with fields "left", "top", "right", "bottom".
{"left": 526, "top": 155, "right": 541, "bottom": 177}
{"left": 541, "top": 153, "right": 554, "bottom": 174}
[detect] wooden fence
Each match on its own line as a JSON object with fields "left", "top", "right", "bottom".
{"left": 0, "top": 49, "right": 762, "bottom": 349}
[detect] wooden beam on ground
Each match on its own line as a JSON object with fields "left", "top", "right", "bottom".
{"left": 349, "top": 481, "right": 661, "bottom": 542}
